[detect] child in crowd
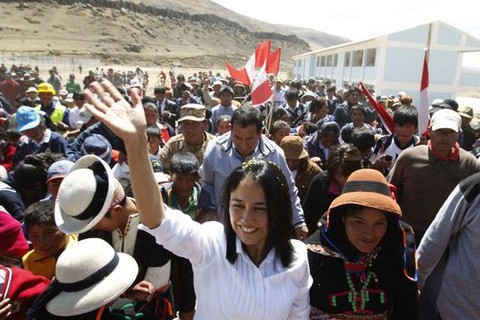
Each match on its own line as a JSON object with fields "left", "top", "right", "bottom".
{"left": 162, "top": 151, "right": 216, "bottom": 223}
{"left": 143, "top": 101, "right": 174, "bottom": 144}
{"left": 269, "top": 120, "right": 291, "bottom": 145}
{"left": 146, "top": 125, "right": 164, "bottom": 159}
{"left": 45, "top": 159, "right": 74, "bottom": 200}
{"left": 22, "top": 199, "right": 77, "bottom": 279}
{"left": 215, "top": 115, "right": 231, "bottom": 136}
{"left": 371, "top": 105, "right": 419, "bottom": 175}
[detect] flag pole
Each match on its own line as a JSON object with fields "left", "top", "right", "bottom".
{"left": 418, "top": 22, "right": 432, "bottom": 138}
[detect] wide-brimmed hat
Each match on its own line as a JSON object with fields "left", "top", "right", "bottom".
{"left": 55, "top": 155, "right": 119, "bottom": 234}
{"left": 280, "top": 135, "right": 308, "bottom": 160}
{"left": 16, "top": 106, "right": 40, "bottom": 132}
{"left": 178, "top": 103, "right": 206, "bottom": 122}
{"left": 458, "top": 106, "right": 474, "bottom": 119}
{"left": 329, "top": 168, "right": 401, "bottom": 217}
{"left": 45, "top": 238, "right": 138, "bottom": 316}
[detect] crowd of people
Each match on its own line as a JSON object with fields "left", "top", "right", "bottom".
{"left": 1, "top": 62, "right": 480, "bottom": 319}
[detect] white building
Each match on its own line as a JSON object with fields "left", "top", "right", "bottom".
{"left": 292, "top": 21, "right": 480, "bottom": 103}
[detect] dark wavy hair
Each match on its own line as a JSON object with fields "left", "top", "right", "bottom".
{"left": 222, "top": 159, "right": 294, "bottom": 267}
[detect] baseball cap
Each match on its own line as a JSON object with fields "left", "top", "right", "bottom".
{"left": 16, "top": 106, "right": 40, "bottom": 132}
{"left": 80, "top": 134, "right": 112, "bottom": 164}
{"left": 430, "top": 108, "right": 461, "bottom": 132}
{"left": 25, "top": 87, "right": 38, "bottom": 94}
{"left": 47, "top": 160, "right": 75, "bottom": 183}
{"left": 178, "top": 104, "right": 206, "bottom": 122}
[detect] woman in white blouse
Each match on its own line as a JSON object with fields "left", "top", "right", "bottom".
{"left": 83, "top": 79, "right": 311, "bottom": 319}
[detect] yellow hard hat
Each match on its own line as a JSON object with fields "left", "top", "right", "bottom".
{"left": 37, "top": 82, "right": 56, "bottom": 95}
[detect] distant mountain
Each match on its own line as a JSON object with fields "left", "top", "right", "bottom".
{"left": 0, "top": 0, "right": 349, "bottom": 76}
{"left": 139, "top": 0, "right": 350, "bottom": 49}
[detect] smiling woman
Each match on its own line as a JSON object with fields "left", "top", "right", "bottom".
{"left": 83, "top": 79, "right": 311, "bottom": 319}
{"left": 306, "top": 169, "right": 418, "bottom": 319}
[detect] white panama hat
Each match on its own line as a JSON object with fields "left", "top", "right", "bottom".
{"left": 55, "top": 155, "right": 117, "bottom": 234}
{"left": 45, "top": 238, "right": 138, "bottom": 316}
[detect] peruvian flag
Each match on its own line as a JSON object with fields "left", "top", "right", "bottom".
{"left": 225, "top": 63, "right": 251, "bottom": 86}
{"left": 266, "top": 48, "right": 281, "bottom": 75}
{"left": 226, "top": 40, "right": 281, "bottom": 86}
{"left": 418, "top": 50, "right": 430, "bottom": 136}
{"left": 251, "top": 64, "right": 272, "bottom": 106}
{"left": 359, "top": 82, "right": 394, "bottom": 134}
{"left": 255, "top": 40, "right": 271, "bottom": 68}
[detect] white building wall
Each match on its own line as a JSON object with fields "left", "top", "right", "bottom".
{"left": 293, "top": 21, "right": 480, "bottom": 103}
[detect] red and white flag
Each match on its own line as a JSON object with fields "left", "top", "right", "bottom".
{"left": 251, "top": 64, "right": 272, "bottom": 106}
{"left": 225, "top": 39, "right": 280, "bottom": 98}
{"left": 359, "top": 82, "right": 394, "bottom": 134}
{"left": 419, "top": 50, "right": 430, "bottom": 136}
{"left": 225, "top": 63, "right": 251, "bottom": 86}
{"left": 255, "top": 40, "right": 271, "bottom": 68}
{"left": 266, "top": 48, "right": 281, "bottom": 75}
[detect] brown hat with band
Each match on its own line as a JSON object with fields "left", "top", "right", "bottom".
{"left": 280, "top": 135, "right": 308, "bottom": 160}
{"left": 329, "top": 168, "right": 401, "bottom": 218}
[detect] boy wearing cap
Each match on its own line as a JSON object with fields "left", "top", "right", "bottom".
{"left": 13, "top": 106, "right": 68, "bottom": 167}
{"left": 388, "top": 108, "right": 480, "bottom": 245}
{"left": 46, "top": 159, "right": 74, "bottom": 200}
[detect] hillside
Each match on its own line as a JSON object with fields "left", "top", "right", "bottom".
{"left": 0, "top": 0, "right": 348, "bottom": 76}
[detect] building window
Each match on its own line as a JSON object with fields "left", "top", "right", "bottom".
{"left": 320, "top": 56, "right": 326, "bottom": 67}
{"left": 316, "top": 57, "right": 320, "bottom": 67}
{"left": 352, "top": 50, "right": 363, "bottom": 66}
{"left": 365, "top": 48, "right": 376, "bottom": 66}
{"left": 327, "top": 55, "right": 333, "bottom": 66}
{"left": 333, "top": 54, "right": 338, "bottom": 66}
{"left": 344, "top": 52, "right": 351, "bottom": 67}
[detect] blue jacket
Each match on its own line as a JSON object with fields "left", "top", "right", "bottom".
{"left": 200, "top": 132, "right": 305, "bottom": 227}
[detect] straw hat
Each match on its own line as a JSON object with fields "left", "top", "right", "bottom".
{"left": 55, "top": 155, "right": 120, "bottom": 234}
{"left": 45, "top": 238, "right": 138, "bottom": 316}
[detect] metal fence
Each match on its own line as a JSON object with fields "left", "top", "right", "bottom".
{"left": 0, "top": 51, "right": 101, "bottom": 76}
